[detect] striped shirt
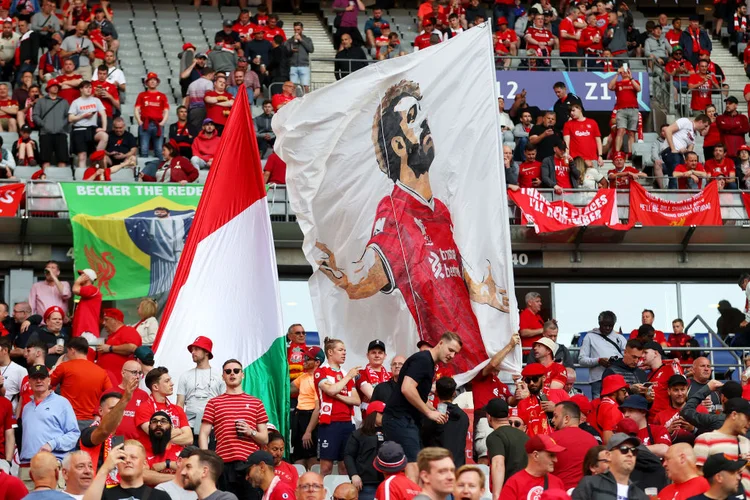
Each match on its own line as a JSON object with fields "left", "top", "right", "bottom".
{"left": 693, "top": 431, "right": 750, "bottom": 492}
{"left": 202, "top": 393, "right": 269, "bottom": 462}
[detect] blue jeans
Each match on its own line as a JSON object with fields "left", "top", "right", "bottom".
{"left": 139, "top": 121, "right": 164, "bottom": 160}
{"left": 661, "top": 150, "right": 684, "bottom": 189}
{"left": 514, "top": 136, "right": 528, "bottom": 162}
{"left": 493, "top": 4, "right": 516, "bottom": 31}
{"left": 359, "top": 485, "right": 377, "bottom": 500}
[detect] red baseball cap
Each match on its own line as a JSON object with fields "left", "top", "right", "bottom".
{"left": 381, "top": 22, "right": 390, "bottom": 29}
{"left": 614, "top": 417, "right": 639, "bottom": 436}
{"left": 613, "top": 151, "right": 625, "bottom": 160}
{"left": 739, "top": 145, "right": 750, "bottom": 152}
{"left": 699, "top": 49, "right": 710, "bottom": 56}
{"left": 187, "top": 336, "right": 214, "bottom": 359}
{"left": 182, "top": 42, "right": 196, "bottom": 51}
{"left": 368, "top": 401, "right": 386, "bottom": 414}
{"left": 145, "top": 72, "right": 160, "bottom": 83}
{"left": 509, "top": 407, "right": 520, "bottom": 419}
{"left": 43, "top": 305, "right": 65, "bottom": 322}
{"left": 601, "top": 374, "right": 628, "bottom": 396}
{"left": 31, "top": 168, "right": 45, "bottom": 180}
{"left": 45, "top": 79, "right": 60, "bottom": 91}
{"left": 89, "top": 150, "right": 106, "bottom": 161}
{"left": 521, "top": 363, "right": 546, "bottom": 377}
{"left": 103, "top": 308, "right": 124, "bottom": 323}
{"left": 497, "top": 16, "right": 508, "bottom": 25}
{"left": 525, "top": 435, "right": 566, "bottom": 454}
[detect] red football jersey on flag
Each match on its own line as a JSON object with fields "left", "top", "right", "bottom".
{"left": 366, "top": 182, "right": 484, "bottom": 372}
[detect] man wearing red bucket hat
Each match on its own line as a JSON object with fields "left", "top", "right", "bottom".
{"left": 594, "top": 373, "right": 628, "bottom": 444}
{"left": 135, "top": 71, "right": 170, "bottom": 161}
{"left": 516, "top": 363, "right": 570, "bottom": 437}
{"left": 177, "top": 336, "right": 225, "bottom": 442}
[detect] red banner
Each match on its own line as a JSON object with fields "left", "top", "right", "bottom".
{"left": 629, "top": 182, "right": 722, "bottom": 226}
{"left": 0, "top": 183, "right": 23, "bottom": 217}
{"left": 507, "top": 188, "right": 629, "bottom": 234}
{"left": 743, "top": 192, "right": 750, "bottom": 219}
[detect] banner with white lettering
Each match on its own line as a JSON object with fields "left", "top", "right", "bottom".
{"left": 508, "top": 188, "right": 629, "bottom": 233}
{"left": 60, "top": 183, "right": 203, "bottom": 299}
{"left": 629, "top": 182, "right": 722, "bottom": 226}
{"left": 0, "top": 183, "right": 24, "bottom": 217}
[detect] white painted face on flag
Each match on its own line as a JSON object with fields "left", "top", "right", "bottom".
{"left": 393, "top": 96, "right": 432, "bottom": 155}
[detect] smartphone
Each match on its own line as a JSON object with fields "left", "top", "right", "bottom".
{"left": 437, "top": 402, "right": 448, "bottom": 415}
{"left": 111, "top": 435, "right": 124, "bottom": 447}
{"left": 622, "top": 62, "right": 628, "bottom": 71}
{"left": 643, "top": 382, "right": 653, "bottom": 387}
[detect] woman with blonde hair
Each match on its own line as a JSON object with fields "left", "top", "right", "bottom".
{"left": 316, "top": 337, "right": 361, "bottom": 477}
{"left": 133, "top": 298, "right": 158, "bottom": 344}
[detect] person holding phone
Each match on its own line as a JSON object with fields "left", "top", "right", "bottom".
{"left": 28, "top": 260, "right": 71, "bottom": 317}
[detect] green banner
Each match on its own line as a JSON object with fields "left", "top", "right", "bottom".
{"left": 61, "top": 183, "right": 203, "bottom": 300}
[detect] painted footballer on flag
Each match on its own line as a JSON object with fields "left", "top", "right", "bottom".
{"left": 275, "top": 24, "right": 520, "bottom": 377}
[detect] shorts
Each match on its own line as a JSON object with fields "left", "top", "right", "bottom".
{"left": 0, "top": 117, "right": 13, "bottom": 129}
{"left": 290, "top": 66, "right": 311, "bottom": 87}
{"left": 616, "top": 108, "right": 639, "bottom": 131}
{"left": 39, "top": 133, "right": 69, "bottom": 164}
{"left": 291, "top": 409, "right": 318, "bottom": 461}
{"left": 71, "top": 126, "right": 97, "bottom": 154}
{"left": 382, "top": 413, "right": 421, "bottom": 462}
{"left": 714, "top": 3, "right": 728, "bottom": 20}
{"left": 318, "top": 421, "right": 354, "bottom": 461}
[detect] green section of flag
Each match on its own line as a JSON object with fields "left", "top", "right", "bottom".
{"left": 60, "top": 183, "right": 203, "bottom": 300}
{"left": 242, "top": 336, "right": 291, "bottom": 443}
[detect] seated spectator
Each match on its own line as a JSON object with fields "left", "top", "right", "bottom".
{"left": 679, "top": 15, "right": 711, "bottom": 67}
{"left": 68, "top": 80, "right": 108, "bottom": 169}
{"left": 141, "top": 141, "right": 198, "bottom": 184}
{"left": 378, "top": 32, "right": 406, "bottom": 60}
{"left": 494, "top": 17, "right": 518, "bottom": 69}
{"left": 733, "top": 5, "right": 750, "bottom": 44}
{"left": 687, "top": 61, "right": 720, "bottom": 115}
{"left": 0, "top": 137, "right": 16, "bottom": 175}
{"left": 91, "top": 6, "right": 119, "bottom": 53}
{"left": 524, "top": 14, "right": 554, "bottom": 70}
{"left": 699, "top": 50, "right": 725, "bottom": 83}
{"left": 644, "top": 25, "right": 670, "bottom": 69}
{"left": 233, "top": 9, "right": 257, "bottom": 51}
{"left": 216, "top": 19, "right": 243, "bottom": 56}
{"left": 61, "top": 21, "right": 95, "bottom": 81}
{"left": 335, "top": 33, "right": 367, "bottom": 80}
{"left": 227, "top": 70, "right": 258, "bottom": 103}
{"left": 235, "top": 58, "right": 261, "bottom": 101}
{"left": 12, "top": 72, "right": 33, "bottom": 110}
{"left": 254, "top": 100, "right": 274, "bottom": 159}
{"left": 0, "top": 83, "right": 18, "bottom": 133}
{"left": 736, "top": 145, "right": 750, "bottom": 190}
{"left": 135, "top": 73, "right": 170, "bottom": 160}
{"left": 143, "top": 410, "right": 184, "bottom": 476}
{"left": 38, "top": 39, "right": 63, "bottom": 83}
{"left": 500, "top": 435, "right": 565, "bottom": 499}
{"left": 11, "top": 125, "right": 37, "bottom": 166}
{"left": 105, "top": 117, "right": 137, "bottom": 168}
{"left": 665, "top": 46, "right": 692, "bottom": 95}
{"left": 705, "top": 143, "right": 737, "bottom": 189}
{"left": 271, "top": 81, "right": 296, "bottom": 111}
{"left": 517, "top": 144, "right": 542, "bottom": 188}
{"left": 190, "top": 119, "right": 220, "bottom": 170}
{"left": 542, "top": 140, "right": 579, "bottom": 193}
{"left": 17, "top": 84, "right": 40, "bottom": 130}
{"left": 169, "top": 105, "right": 194, "bottom": 158}
{"left": 82, "top": 149, "right": 113, "bottom": 181}
{"left": 33, "top": 79, "right": 70, "bottom": 169}
{"left": 91, "top": 65, "right": 120, "bottom": 126}
{"left": 607, "top": 152, "right": 644, "bottom": 188}
{"left": 413, "top": 18, "right": 438, "bottom": 51}
{"left": 364, "top": 8, "right": 385, "bottom": 48}
{"left": 204, "top": 74, "right": 234, "bottom": 135}
{"left": 0, "top": 18, "right": 19, "bottom": 82}
{"left": 263, "top": 151, "right": 286, "bottom": 185}
{"left": 207, "top": 33, "right": 239, "bottom": 75}
{"left": 673, "top": 151, "right": 709, "bottom": 189}
{"left": 716, "top": 97, "right": 749, "bottom": 160}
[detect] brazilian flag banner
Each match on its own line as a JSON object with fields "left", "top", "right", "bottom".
{"left": 61, "top": 183, "right": 203, "bottom": 300}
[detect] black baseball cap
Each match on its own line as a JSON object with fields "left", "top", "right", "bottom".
{"left": 237, "top": 450, "right": 274, "bottom": 471}
{"left": 725, "top": 96, "right": 739, "bottom": 104}
{"left": 417, "top": 340, "right": 433, "bottom": 349}
{"left": 703, "top": 453, "right": 747, "bottom": 479}
{"left": 28, "top": 364, "right": 50, "bottom": 378}
{"left": 667, "top": 374, "right": 689, "bottom": 387}
{"left": 486, "top": 398, "right": 509, "bottom": 419}
{"left": 367, "top": 339, "right": 386, "bottom": 353}
{"left": 722, "top": 381, "right": 743, "bottom": 399}
{"left": 642, "top": 341, "right": 664, "bottom": 356}
{"left": 724, "top": 397, "right": 750, "bottom": 417}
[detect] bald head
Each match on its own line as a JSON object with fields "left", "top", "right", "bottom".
{"left": 333, "top": 483, "right": 358, "bottom": 500}
{"left": 664, "top": 443, "right": 697, "bottom": 483}
{"left": 297, "top": 471, "right": 325, "bottom": 500}
{"left": 692, "top": 357, "right": 711, "bottom": 383}
{"left": 30, "top": 452, "right": 60, "bottom": 487}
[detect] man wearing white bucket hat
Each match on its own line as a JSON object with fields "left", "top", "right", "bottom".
{"left": 532, "top": 337, "right": 567, "bottom": 390}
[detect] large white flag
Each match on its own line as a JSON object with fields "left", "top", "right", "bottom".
{"left": 274, "top": 24, "right": 519, "bottom": 376}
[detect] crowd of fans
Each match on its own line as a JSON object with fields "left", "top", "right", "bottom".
{"left": 0, "top": 260, "right": 749, "bottom": 499}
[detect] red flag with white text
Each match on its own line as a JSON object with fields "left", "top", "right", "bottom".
{"left": 0, "top": 183, "right": 24, "bottom": 217}
{"left": 629, "top": 182, "right": 722, "bottom": 226}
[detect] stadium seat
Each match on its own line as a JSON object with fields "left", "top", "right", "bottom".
{"left": 323, "top": 475, "right": 350, "bottom": 499}
{"left": 43, "top": 167, "right": 74, "bottom": 181}
{"left": 293, "top": 463, "right": 306, "bottom": 477}
{"left": 13, "top": 166, "right": 40, "bottom": 180}
{"left": 310, "top": 464, "right": 321, "bottom": 474}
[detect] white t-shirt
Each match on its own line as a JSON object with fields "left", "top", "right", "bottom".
{"left": 177, "top": 368, "right": 226, "bottom": 433}
{"left": 63, "top": 492, "right": 84, "bottom": 500}
{"left": 616, "top": 483, "right": 629, "bottom": 500}
{"left": 94, "top": 66, "right": 126, "bottom": 87}
{"left": 1, "top": 361, "right": 26, "bottom": 412}
{"left": 155, "top": 480, "right": 199, "bottom": 500}
{"left": 69, "top": 96, "right": 104, "bottom": 127}
{"left": 671, "top": 117, "right": 696, "bottom": 152}
{"left": 581, "top": 167, "right": 605, "bottom": 189}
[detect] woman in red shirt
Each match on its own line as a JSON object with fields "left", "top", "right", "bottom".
{"left": 140, "top": 141, "right": 198, "bottom": 184}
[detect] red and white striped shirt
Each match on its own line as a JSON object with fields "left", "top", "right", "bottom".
{"left": 694, "top": 431, "right": 750, "bottom": 492}
{"left": 202, "top": 392, "right": 269, "bottom": 462}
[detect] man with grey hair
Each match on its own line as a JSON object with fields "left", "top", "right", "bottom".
{"left": 525, "top": 320, "right": 574, "bottom": 367}
{"left": 503, "top": 144, "right": 519, "bottom": 191}
{"left": 565, "top": 368, "right": 582, "bottom": 396}
{"left": 519, "top": 291, "right": 544, "bottom": 350}
{"left": 62, "top": 450, "right": 94, "bottom": 499}
{"left": 579, "top": 311, "right": 627, "bottom": 399}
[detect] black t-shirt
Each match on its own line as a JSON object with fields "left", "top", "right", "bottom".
{"left": 553, "top": 93, "right": 583, "bottom": 131}
{"left": 107, "top": 131, "right": 137, "bottom": 156}
{"left": 384, "top": 350, "right": 434, "bottom": 422}
{"left": 103, "top": 484, "right": 171, "bottom": 500}
{"left": 486, "top": 425, "right": 529, "bottom": 479}
{"left": 529, "top": 124, "right": 561, "bottom": 161}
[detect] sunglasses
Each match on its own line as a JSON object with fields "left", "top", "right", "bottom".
{"left": 224, "top": 368, "right": 242, "bottom": 375}
{"left": 510, "top": 420, "right": 523, "bottom": 428}
{"left": 524, "top": 376, "right": 541, "bottom": 383}
{"left": 617, "top": 446, "right": 638, "bottom": 456}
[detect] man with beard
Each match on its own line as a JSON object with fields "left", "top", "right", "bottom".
{"left": 313, "top": 80, "right": 510, "bottom": 376}
{"left": 594, "top": 374, "right": 628, "bottom": 445}
{"left": 694, "top": 454, "right": 747, "bottom": 500}
{"left": 62, "top": 451, "right": 94, "bottom": 499}
{"left": 602, "top": 340, "right": 648, "bottom": 392}
{"left": 177, "top": 337, "right": 225, "bottom": 444}
{"left": 642, "top": 341, "right": 683, "bottom": 423}
{"left": 579, "top": 311, "right": 627, "bottom": 398}
{"left": 653, "top": 375, "right": 705, "bottom": 445}
{"left": 515, "top": 363, "right": 570, "bottom": 437}
{"left": 242, "top": 450, "right": 297, "bottom": 500}
{"left": 181, "top": 449, "right": 238, "bottom": 500}
{"left": 145, "top": 411, "right": 184, "bottom": 478}
{"left": 155, "top": 446, "right": 199, "bottom": 499}
{"left": 371, "top": 355, "right": 405, "bottom": 404}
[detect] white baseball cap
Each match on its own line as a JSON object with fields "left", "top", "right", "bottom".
{"left": 534, "top": 337, "right": 558, "bottom": 356}
{"left": 77, "top": 268, "right": 97, "bottom": 281}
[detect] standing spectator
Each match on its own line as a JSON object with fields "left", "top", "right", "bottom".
{"left": 665, "top": 17, "right": 682, "bottom": 48}
{"left": 169, "top": 106, "right": 193, "bottom": 159}
{"left": 243, "top": 450, "right": 297, "bottom": 500}
{"left": 24, "top": 452, "right": 68, "bottom": 499}
{"left": 265, "top": 432, "right": 298, "bottom": 489}
{"left": 382, "top": 332, "right": 460, "bottom": 481}
{"left": 137, "top": 367, "right": 193, "bottom": 447}
{"left": 203, "top": 74, "right": 234, "bottom": 135}
{"left": 641, "top": 341, "right": 683, "bottom": 422}
{"left": 254, "top": 100, "right": 275, "bottom": 158}
{"left": 687, "top": 60, "right": 720, "bottom": 115}
{"left": 679, "top": 15, "right": 711, "bottom": 67}
{"left": 572, "top": 433, "right": 649, "bottom": 499}
{"left": 628, "top": 310, "right": 667, "bottom": 344}
{"left": 484, "top": 398, "right": 528, "bottom": 496}
{"left": 420, "top": 377, "right": 469, "bottom": 467}
{"left": 696, "top": 454, "right": 747, "bottom": 500}
{"left": 332, "top": 0, "right": 364, "bottom": 51}
{"left": 143, "top": 410, "right": 184, "bottom": 475}
{"left": 593, "top": 374, "right": 628, "bottom": 444}
{"left": 528, "top": 112, "right": 560, "bottom": 161}
{"left": 666, "top": 319, "right": 700, "bottom": 366}
{"left": 131, "top": 299, "right": 158, "bottom": 345}
{"left": 519, "top": 292, "right": 544, "bottom": 349}
{"left": 549, "top": 402, "right": 597, "bottom": 488}
{"left": 105, "top": 117, "right": 137, "bottom": 169}
{"left": 681, "top": 380, "right": 742, "bottom": 433}
{"left": 95, "top": 51, "right": 126, "bottom": 95}
{"left": 61, "top": 451, "right": 94, "bottom": 499}
{"left": 499, "top": 435, "right": 565, "bottom": 500}
{"left": 27, "top": 306, "right": 68, "bottom": 368}
{"left": 16, "top": 19, "right": 40, "bottom": 84}
{"left": 525, "top": 322, "right": 574, "bottom": 368}
{"left": 661, "top": 444, "right": 709, "bottom": 496}
{"left": 190, "top": 119, "right": 221, "bottom": 170}
{"left": 291, "top": 347, "right": 323, "bottom": 470}
{"left": 0, "top": 19, "right": 19, "bottom": 81}
{"left": 343, "top": 400, "right": 384, "bottom": 499}
{"left": 29, "top": 260, "right": 71, "bottom": 316}
{"left": 716, "top": 97, "right": 749, "bottom": 159}
{"left": 91, "top": 65, "right": 120, "bottom": 126}
{"left": 541, "top": 140, "right": 580, "bottom": 193}
{"left": 609, "top": 67, "right": 641, "bottom": 155}
{"left": 235, "top": 59, "right": 262, "bottom": 100}
{"left": 563, "top": 104, "right": 603, "bottom": 167}
{"left": 71, "top": 269, "right": 100, "bottom": 338}
{"left": 207, "top": 35, "right": 238, "bottom": 75}
{"left": 552, "top": 82, "right": 583, "bottom": 132}
{"left": 517, "top": 144, "right": 542, "bottom": 188}
{"left": 512, "top": 111, "right": 533, "bottom": 162}
{"left": 373, "top": 442, "right": 420, "bottom": 500}
{"left": 180, "top": 450, "right": 236, "bottom": 500}
{"left": 110, "top": 361, "right": 150, "bottom": 440}
{"left": 693, "top": 398, "right": 750, "bottom": 493}
{"left": 68, "top": 81, "right": 108, "bottom": 169}
{"left": 416, "top": 447, "right": 456, "bottom": 500}
{"left": 51, "top": 337, "right": 112, "bottom": 428}
{"left": 60, "top": 21, "right": 95, "bottom": 81}
{"left": 473, "top": 335, "right": 518, "bottom": 429}
{"left": 335, "top": 33, "right": 367, "bottom": 80}
{"left": 96, "top": 308, "right": 142, "bottom": 386}
{"left": 199, "top": 359, "right": 269, "bottom": 498}
{"left": 227, "top": 69, "right": 257, "bottom": 103}
{"left": 515, "top": 363, "right": 570, "bottom": 437}
{"left": 355, "top": 339, "right": 390, "bottom": 405}
{"left": 19, "top": 364, "right": 80, "bottom": 489}
{"left": 154, "top": 446, "right": 198, "bottom": 499}
{"left": 558, "top": 6, "right": 584, "bottom": 71}
{"left": 179, "top": 44, "right": 200, "bottom": 99}
{"left": 135, "top": 72, "right": 170, "bottom": 161}
{"left": 662, "top": 114, "right": 710, "bottom": 189}
{"left": 666, "top": 46, "right": 693, "bottom": 96}
{"left": 603, "top": 4, "right": 633, "bottom": 64}
{"left": 284, "top": 23, "right": 314, "bottom": 94}
{"left": 33, "top": 79, "right": 70, "bottom": 169}
{"left": 57, "top": 58, "right": 83, "bottom": 104}
{"left": 0, "top": 337, "right": 25, "bottom": 414}
{"left": 246, "top": 30, "right": 273, "bottom": 66}
{"left": 579, "top": 311, "right": 627, "bottom": 399}
{"left": 176, "top": 336, "right": 225, "bottom": 443}
{"left": 602, "top": 339, "right": 647, "bottom": 392}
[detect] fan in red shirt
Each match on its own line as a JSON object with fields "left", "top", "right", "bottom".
{"left": 111, "top": 360, "right": 151, "bottom": 440}
{"left": 607, "top": 152, "right": 644, "bottom": 188}
{"left": 233, "top": 9, "right": 258, "bottom": 43}
{"left": 204, "top": 74, "right": 234, "bottom": 133}
{"left": 271, "top": 81, "right": 296, "bottom": 112}
{"left": 666, "top": 319, "right": 698, "bottom": 367}
{"left": 0, "top": 83, "right": 18, "bottom": 131}
{"left": 579, "top": 14, "right": 603, "bottom": 61}
{"left": 57, "top": 58, "right": 83, "bottom": 104}
{"left": 549, "top": 141, "right": 574, "bottom": 192}
{"left": 523, "top": 15, "right": 554, "bottom": 68}
{"left": 687, "top": 60, "right": 720, "bottom": 112}
{"left": 413, "top": 19, "right": 437, "bottom": 51}
{"left": 609, "top": 68, "right": 642, "bottom": 155}
{"left": 533, "top": 338, "right": 567, "bottom": 390}
{"left": 356, "top": 339, "right": 391, "bottom": 405}
{"left": 471, "top": 334, "right": 519, "bottom": 417}
{"left": 673, "top": 151, "right": 709, "bottom": 190}
{"left": 618, "top": 397, "right": 672, "bottom": 451}
{"left": 705, "top": 144, "right": 738, "bottom": 189}
{"left": 666, "top": 19, "right": 682, "bottom": 48}
{"left": 642, "top": 341, "right": 684, "bottom": 423}
{"left": 519, "top": 291, "right": 544, "bottom": 349}
{"left": 563, "top": 104, "right": 602, "bottom": 164}
{"left": 658, "top": 457, "right": 710, "bottom": 500}
{"left": 517, "top": 143, "right": 542, "bottom": 188}
{"left": 652, "top": 374, "right": 708, "bottom": 445}
{"left": 593, "top": 374, "right": 627, "bottom": 444}
{"left": 136, "top": 366, "right": 193, "bottom": 447}
{"left": 516, "top": 363, "right": 570, "bottom": 437}
{"left": 96, "top": 308, "right": 143, "bottom": 386}
{"left": 558, "top": 6, "right": 584, "bottom": 68}
{"left": 498, "top": 435, "right": 566, "bottom": 500}
{"left": 373, "top": 441, "right": 420, "bottom": 500}
{"left": 242, "top": 449, "right": 298, "bottom": 500}
{"left": 91, "top": 66, "right": 119, "bottom": 119}
{"left": 262, "top": 15, "right": 286, "bottom": 42}
{"left": 135, "top": 73, "right": 170, "bottom": 146}
{"left": 266, "top": 431, "right": 298, "bottom": 489}
{"left": 494, "top": 17, "right": 518, "bottom": 56}
{"left": 72, "top": 269, "right": 101, "bottom": 338}
{"left": 628, "top": 310, "right": 667, "bottom": 345}
{"left": 143, "top": 410, "right": 184, "bottom": 474}
{"left": 263, "top": 152, "right": 287, "bottom": 185}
